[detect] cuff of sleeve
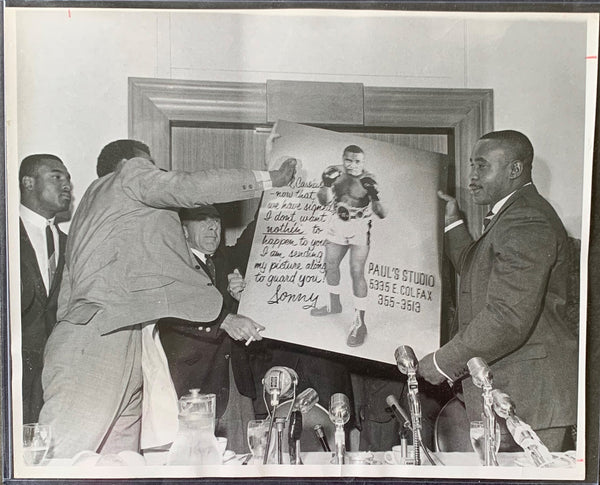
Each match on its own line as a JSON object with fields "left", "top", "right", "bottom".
{"left": 444, "top": 219, "right": 464, "bottom": 233}
{"left": 433, "top": 351, "right": 454, "bottom": 383}
{"left": 434, "top": 342, "right": 470, "bottom": 382}
{"left": 253, "top": 170, "right": 273, "bottom": 191}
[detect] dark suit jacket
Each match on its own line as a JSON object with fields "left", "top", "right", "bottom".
{"left": 158, "top": 246, "right": 255, "bottom": 418}
{"left": 436, "top": 185, "right": 578, "bottom": 430}
{"left": 20, "top": 218, "right": 66, "bottom": 423}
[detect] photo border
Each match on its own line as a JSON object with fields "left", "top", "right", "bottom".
{"left": 2, "top": 2, "right": 599, "bottom": 484}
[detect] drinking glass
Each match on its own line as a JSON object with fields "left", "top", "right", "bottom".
{"left": 23, "top": 423, "right": 51, "bottom": 465}
{"left": 247, "top": 420, "right": 269, "bottom": 464}
{"left": 469, "top": 420, "right": 501, "bottom": 465}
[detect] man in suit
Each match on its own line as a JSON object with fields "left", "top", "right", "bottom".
{"left": 418, "top": 130, "right": 578, "bottom": 451}
{"left": 158, "top": 205, "right": 260, "bottom": 453}
{"left": 39, "top": 138, "right": 296, "bottom": 458}
{"left": 19, "top": 154, "right": 71, "bottom": 424}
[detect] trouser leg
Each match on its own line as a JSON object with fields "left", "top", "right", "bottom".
{"left": 40, "top": 322, "right": 142, "bottom": 458}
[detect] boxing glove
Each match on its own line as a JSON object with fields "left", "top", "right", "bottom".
{"left": 322, "top": 167, "right": 342, "bottom": 187}
{"left": 360, "top": 176, "right": 380, "bottom": 201}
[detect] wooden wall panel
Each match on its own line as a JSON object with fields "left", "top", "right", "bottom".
{"left": 171, "top": 126, "right": 269, "bottom": 172}
{"left": 349, "top": 133, "right": 448, "bottom": 155}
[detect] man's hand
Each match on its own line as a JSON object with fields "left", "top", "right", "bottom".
{"left": 437, "top": 190, "right": 461, "bottom": 227}
{"left": 322, "top": 167, "right": 342, "bottom": 187}
{"left": 227, "top": 268, "right": 246, "bottom": 301}
{"left": 221, "top": 314, "right": 265, "bottom": 343}
{"left": 266, "top": 131, "right": 281, "bottom": 159}
{"left": 270, "top": 158, "right": 297, "bottom": 187}
{"left": 416, "top": 352, "right": 448, "bottom": 385}
{"left": 360, "top": 176, "right": 380, "bottom": 201}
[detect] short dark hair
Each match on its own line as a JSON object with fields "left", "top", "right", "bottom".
{"left": 480, "top": 130, "right": 534, "bottom": 168}
{"left": 19, "top": 154, "right": 63, "bottom": 191}
{"left": 96, "top": 139, "right": 151, "bottom": 178}
{"left": 343, "top": 145, "right": 364, "bottom": 157}
{"left": 180, "top": 205, "right": 221, "bottom": 223}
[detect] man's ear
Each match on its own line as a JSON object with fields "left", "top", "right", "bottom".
{"left": 509, "top": 160, "right": 524, "bottom": 179}
{"left": 182, "top": 225, "right": 189, "bottom": 240}
{"left": 21, "top": 176, "right": 34, "bottom": 191}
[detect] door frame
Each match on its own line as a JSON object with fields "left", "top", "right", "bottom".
{"left": 128, "top": 77, "right": 493, "bottom": 236}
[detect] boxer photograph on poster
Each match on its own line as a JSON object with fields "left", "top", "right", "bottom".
{"left": 310, "top": 144, "right": 388, "bottom": 347}
{"left": 240, "top": 120, "right": 447, "bottom": 365}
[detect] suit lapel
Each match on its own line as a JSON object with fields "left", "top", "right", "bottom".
{"left": 461, "top": 185, "right": 537, "bottom": 282}
{"left": 20, "top": 218, "right": 48, "bottom": 300}
{"left": 478, "top": 184, "right": 536, "bottom": 238}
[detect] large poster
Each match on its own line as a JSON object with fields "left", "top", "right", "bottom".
{"left": 239, "top": 121, "right": 447, "bottom": 364}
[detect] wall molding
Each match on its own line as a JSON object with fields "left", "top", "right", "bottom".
{"left": 129, "top": 77, "right": 493, "bottom": 235}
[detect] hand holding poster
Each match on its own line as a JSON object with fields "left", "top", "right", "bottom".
{"left": 239, "top": 120, "right": 447, "bottom": 364}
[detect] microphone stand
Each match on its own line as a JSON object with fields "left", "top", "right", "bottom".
{"left": 275, "top": 418, "right": 286, "bottom": 464}
{"left": 261, "top": 367, "right": 298, "bottom": 464}
{"left": 468, "top": 357, "right": 499, "bottom": 467}
{"left": 329, "top": 393, "right": 350, "bottom": 465}
{"left": 482, "top": 382, "right": 499, "bottom": 466}
{"left": 334, "top": 424, "right": 345, "bottom": 465}
{"left": 394, "top": 346, "right": 438, "bottom": 466}
{"left": 491, "top": 390, "right": 553, "bottom": 467}
{"left": 406, "top": 372, "right": 422, "bottom": 466}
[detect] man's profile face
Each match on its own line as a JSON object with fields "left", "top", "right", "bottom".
{"left": 468, "top": 139, "right": 514, "bottom": 206}
{"left": 184, "top": 217, "right": 222, "bottom": 255}
{"left": 24, "top": 158, "right": 72, "bottom": 218}
{"left": 343, "top": 151, "right": 365, "bottom": 177}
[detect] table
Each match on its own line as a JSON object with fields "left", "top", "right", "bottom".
{"left": 140, "top": 450, "right": 527, "bottom": 467}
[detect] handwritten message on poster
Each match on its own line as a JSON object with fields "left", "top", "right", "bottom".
{"left": 239, "top": 121, "right": 447, "bottom": 364}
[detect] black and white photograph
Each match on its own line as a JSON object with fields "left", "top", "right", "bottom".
{"left": 2, "top": 4, "right": 598, "bottom": 482}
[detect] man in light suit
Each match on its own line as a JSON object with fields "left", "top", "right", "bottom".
{"left": 418, "top": 130, "right": 577, "bottom": 451}
{"left": 19, "top": 154, "right": 71, "bottom": 423}
{"left": 40, "top": 138, "right": 295, "bottom": 458}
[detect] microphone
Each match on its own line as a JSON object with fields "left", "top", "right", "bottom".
{"left": 329, "top": 393, "right": 351, "bottom": 426}
{"left": 385, "top": 394, "right": 412, "bottom": 430}
{"left": 394, "top": 345, "right": 418, "bottom": 376}
{"left": 329, "top": 393, "right": 350, "bottom": 464}
{"left": 313, "top": 424, "right": 331, "bottom": 452}
{"left": 292, "top": 388, "right": 319, "bottom": 414}
{"left": 467, "top": 357, "right": 493, "bottom": 389}
{"left": 262, "top": 366, "right": 299, "bottom": 407}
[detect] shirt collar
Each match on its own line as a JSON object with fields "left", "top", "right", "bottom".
{"left": 20, "top": 204, "right": 55, "bottom": 227}
{"left": 490, "top": 182, "right": 532, "bottom": 216}
{"left": 190, "top": 246, "right": 212, "bottom": 263}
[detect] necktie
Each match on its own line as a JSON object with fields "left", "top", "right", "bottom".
{"left": 482, "top": 210, "right": 494, "bottom": 231}
{"left": 46, "top": 222, "right": 56, "bottom": 288}
{"left": 205, "top": 255, "right": 216, "bottom": 283}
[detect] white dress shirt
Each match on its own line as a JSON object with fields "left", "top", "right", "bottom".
{"left": 20, "top": 204, "right": 58, "bottom": 294}
{"left": 190, "top": 247, "right": 208, "bottom": 264}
